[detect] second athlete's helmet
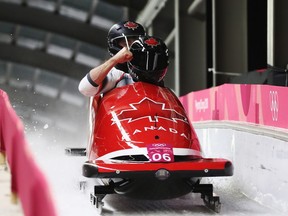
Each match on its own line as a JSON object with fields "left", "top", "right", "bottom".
{"left": 128, "top": 36, "right": 169, "bottom": 84}
{"left": 107, "top": 21, "right": 146, "bottom": 57}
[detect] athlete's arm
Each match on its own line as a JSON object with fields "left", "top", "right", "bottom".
{"left": 89, "top": 47, "right": 132, "bottom": 85}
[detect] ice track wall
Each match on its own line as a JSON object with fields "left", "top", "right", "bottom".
{"left": 195, "top": 122, "right": 288, "bottom": 214}
{"left": 179, "top": 84, "right": 288, "bottom": 128}
{"left": 180, "top": 84, "right": 288, "bottom": 214}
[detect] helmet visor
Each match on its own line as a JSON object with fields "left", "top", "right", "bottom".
{"left": 130, "top": 50, "right": 168, "bottom": 71}
{"left": 128, "top": 62, "right": 167, "bottom": 83}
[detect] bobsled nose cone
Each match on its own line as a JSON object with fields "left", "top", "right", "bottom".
{"left": 155, "top": 169, "right": 170, "bottom": 180}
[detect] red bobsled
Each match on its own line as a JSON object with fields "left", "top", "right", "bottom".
{"left": 81, "top": 82, "right": 233, "bottom": 212}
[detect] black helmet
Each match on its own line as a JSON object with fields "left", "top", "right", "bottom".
{"left": 107, "top": 21, "right": 146, "bottom": 57}
{"left": 128, "top": 36, "right": 169, "bottom": 84}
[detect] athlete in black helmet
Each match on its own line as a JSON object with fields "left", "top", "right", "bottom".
{"left": 128, "top": 36, "right": 169, "bottom": 85}
{"left": 107, "top": 21, "right": 146, "bottom": 71}
{"left": 107, "top": 21, "right": 146, "bottom": 57}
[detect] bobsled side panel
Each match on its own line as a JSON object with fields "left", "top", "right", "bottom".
{"left": 88, "top": 82, "right": 202, "bottom": 161}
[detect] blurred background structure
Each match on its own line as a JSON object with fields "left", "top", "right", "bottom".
{"left": 0, "top": 0, "right": 288, "bottom": 143}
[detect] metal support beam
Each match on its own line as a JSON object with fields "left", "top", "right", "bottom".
{"left": 187, "top": 0, "right": 203, "bottom": 15}
{"left": 174, "top": 0, "right": 180, "bottom": 96}
{"left": 71, "top": 42, "right": 81, "bottom": 61}
{"left": 55, "top": 0, "right": 63, "bottom": 14}
{"left": 42, "top": 33, "right": 52, "bottom": 52}
{"left": 11, "top": 25, "right": 21, "bottom": 46}
{"left": 165, "top": 28, "right": 175, "bottom": 47}
{"left": 267, "top": 0, "right": 274, "bottom": 66}
{"left": 86, "top": 0, "right": 99, "bottom": 23}
{"left": 211, "top": 0, "right": 216, "bottom": 86}
{"left": 136, "top": 0, "right": 167, "bottom": 27}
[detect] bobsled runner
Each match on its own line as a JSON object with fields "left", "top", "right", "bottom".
{"left": 72, "top": 82, "right": 233, "bottom": 213}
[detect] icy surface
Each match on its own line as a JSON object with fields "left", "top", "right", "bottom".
{"left": 0, "top": 112, "right": 285, "bottom": 216}
{"left": 22, "top": 130, "right": 283, "bottom": 216}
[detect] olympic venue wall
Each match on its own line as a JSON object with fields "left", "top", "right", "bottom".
{"left": 179, "top": 84, "right": 288, "bottom": 214}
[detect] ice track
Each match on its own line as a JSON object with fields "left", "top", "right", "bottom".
{"left": 29, "top": 136, "right": 281, "bottom": 216}
{"left": 0, "top": 129, "right": 284, "bottom": 216}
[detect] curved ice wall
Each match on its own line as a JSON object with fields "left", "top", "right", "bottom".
{"left": 180, "top": 84, "right": 288, "bottom": 213}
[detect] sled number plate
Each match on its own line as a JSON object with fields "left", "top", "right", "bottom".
{"left": 147, "top": 144, "right": 174, "bottom": 163}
